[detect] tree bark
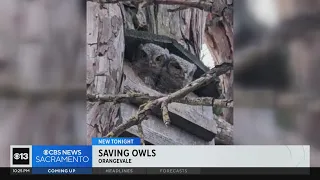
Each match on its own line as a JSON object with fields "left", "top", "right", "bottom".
{"left": 123, "top": 3, "right": 206, "bottom": 57}
{"left": 86, "top": 2, "right": 125, "bottom": 144}
{"left": 204, "top": 0, "right": 233, "bottom": 125}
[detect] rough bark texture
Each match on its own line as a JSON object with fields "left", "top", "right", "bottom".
{"left": 123, "top": 3, "right": 206, "bottom": 58}
{"left": 86, "top": 2, "right": 125, "bottom": 144}
{"left": 204, "top": 0, "right": 233, "bottom": 125}
{"left": 0, "top": 0, "right": 86, "bottom": 166}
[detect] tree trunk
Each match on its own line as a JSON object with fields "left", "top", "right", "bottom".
{"left": 204, "top": 0, "right": 233, "bottom": 124}
{"left": 86, "top": 2, "right": 125, "bottom": 144}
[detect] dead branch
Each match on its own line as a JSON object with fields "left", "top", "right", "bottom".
{"left": 94, "top": 0, "right": 214, "bottom": 12}
{"left": 215, "top": 116, "right": 233, "bottom": 145}
{"left": 87, "top": 93, "right": 233, "bottom": 108}
{"left": 105, "top": 62, "right": 232, "bottom": 138}
{"left": 166, "top": 63, "right": 232, "bottom": 102}
{"left": 161, "top": 102, "right": 170, "bottom": 126}
{"left": 137, "top": 123, "right": 145, "bottom": 145}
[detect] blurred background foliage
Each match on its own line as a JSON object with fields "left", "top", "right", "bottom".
{"left": 234, "top": 0, "right": 320, "bottom": 166}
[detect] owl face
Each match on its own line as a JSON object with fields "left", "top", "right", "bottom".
{"left": 137, "top": 43, "right": 169, "bottom": 74}
{"left": 150, "top": 54, "right": 167, "bottom": 69}
{"left": 167, "top": 54, "right": 196, "bottom": 82}
{"left": 167, "top": 60, "right": 184, "bottom": 78}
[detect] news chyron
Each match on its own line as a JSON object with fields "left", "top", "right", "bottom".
{"left": 10, "top": 145, "right": 92, "bottom": 175}
{"left": 98, "top": 148, "right": 156, "bottom": 164}
{"left": 96, "top": 134, "right": 155, "bottom": 164}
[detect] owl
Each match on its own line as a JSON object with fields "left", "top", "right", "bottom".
{"left": 131, "top": 43, "right": 197, "bottom": 94}
{"left": 131, "top": 43, "right": 169, "bottom": 88}
{"left": 156, "top": 54, "right": 197, "bottom": 93}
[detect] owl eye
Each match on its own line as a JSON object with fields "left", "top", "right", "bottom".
{"left": 155, "top": 55, "right": 165, "bottom": 62}
{"left": 170, "top": 62, "right": 182, "bottom": 70}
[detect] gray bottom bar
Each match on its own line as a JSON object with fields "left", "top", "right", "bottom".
{"left": 93, "top": 168, "right": 146, "bottom": 175}
{"left": 93, "top": 168, "right": 310, "bottom": 175}
{"left": 200, "top": 168, "right": 310, "bottom": 175}
{"left": 147, "top": 168, "right": 200, "bottom": 175}
{"left": 93, "top": 168, "right": 199, "bottom": 175}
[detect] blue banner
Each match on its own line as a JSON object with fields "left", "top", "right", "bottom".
{"left": 32, "top": 145, "right": 92, "bottom": 167}
{"left": 92, "top": 137, "right": 141, "bottom": 145}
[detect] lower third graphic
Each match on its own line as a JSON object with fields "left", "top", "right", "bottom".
{"left": 10, "top": 145, "right": 32, "bottom": 167}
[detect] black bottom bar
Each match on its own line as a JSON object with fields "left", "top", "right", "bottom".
{"left": 11, "top": 168, "right": 32, "bottom": 175}
{"left": 2, "top": 168, "right": 316, "bottom": 175}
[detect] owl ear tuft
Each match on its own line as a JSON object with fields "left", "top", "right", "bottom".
{"left": 138, "top": 44, "right": 144, "bottom": 50}
{"left": 164, "top": 48, "right": 169, "bottom": 54}
{"left": 137, "top": 44, "right": 148, "bottom": 58}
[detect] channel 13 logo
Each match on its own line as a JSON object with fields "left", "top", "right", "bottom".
{"left": 12, "top": 148, "right": 30, "bottom": 165}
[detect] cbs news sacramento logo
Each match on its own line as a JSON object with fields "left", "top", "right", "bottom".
{"left": 10, "top": 145, "right": 32, "bottom": 167}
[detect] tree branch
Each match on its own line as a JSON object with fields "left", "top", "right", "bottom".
{"left": 160, "top": 101, "right": 170, "bottom": 126}
{"left": 87, "top": 93, "right": 233, "bottom": 108}
{"left": 103, "top": 62, "right": 232, "bottom": 139}
{"left": 166, "top": 62, "right": 232, "bottom": 102}
{"left": 215, "top": 117, "right": 233, "bottom": 145}
{"left": 137, "top": 122, "right": 145, "bottom": 145}
{"left": 92, "top": 0, "right": 214, "bottom": 12}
